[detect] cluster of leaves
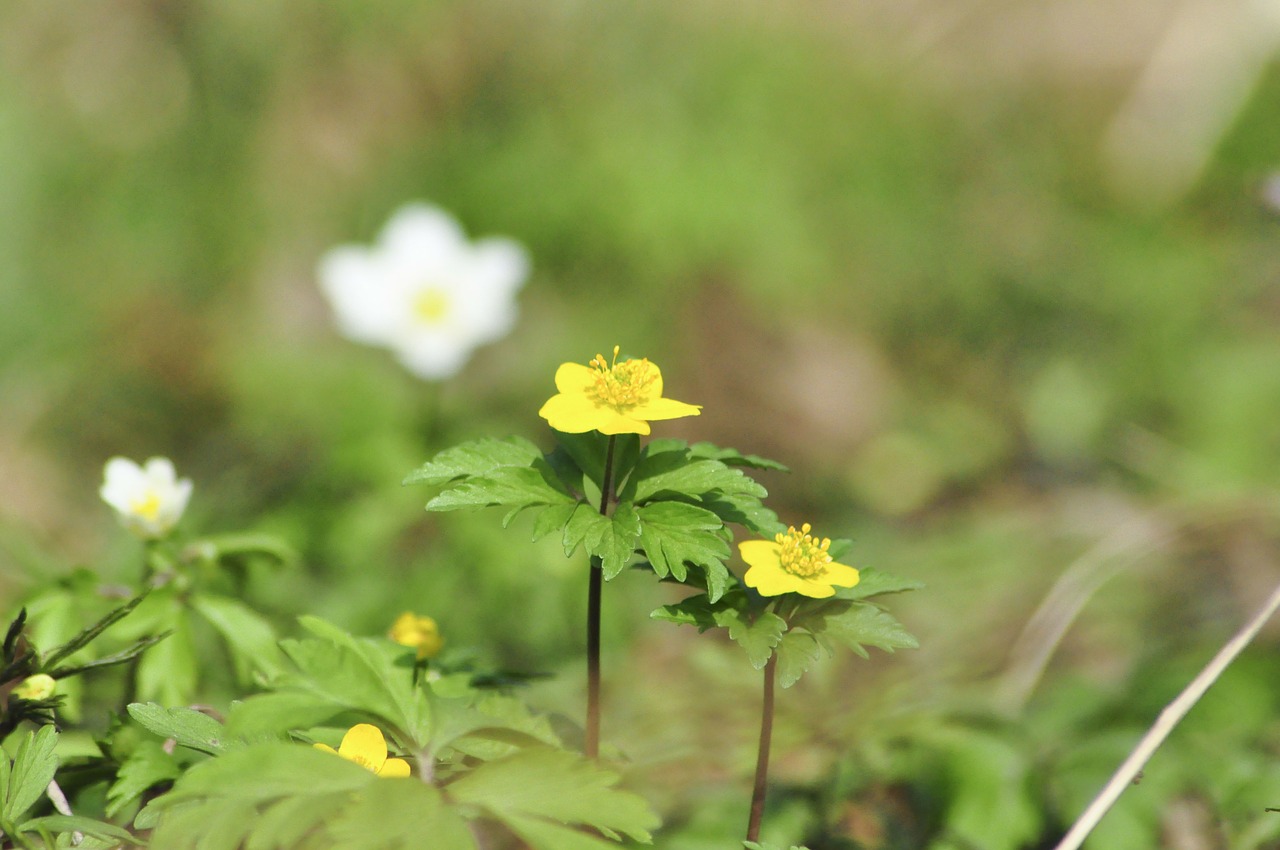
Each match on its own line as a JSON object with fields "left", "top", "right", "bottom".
{"left": 118, "top": 616, "right": 659, "bottom": 849}
{"left": 408, "top": 431, "right": 920, "bottom": 685}
{"left": 405, "top": 433, "right": 784, "bottom": 600}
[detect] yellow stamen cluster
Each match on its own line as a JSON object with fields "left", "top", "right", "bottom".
{"left": 589, "top": 345, "right": 657, "bottom": 411}
{"left": 412, "top": 289, "right": 451, "bottom": 325}
{"left": 130, "top": 491, "right": 162, "bottom": 522}
{"left": 775, "top": 523, "right": 833, "bottom": 578}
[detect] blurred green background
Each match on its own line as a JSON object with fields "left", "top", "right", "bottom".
{"left": 3, "top": 1, "right": 1280, "bottom": 847}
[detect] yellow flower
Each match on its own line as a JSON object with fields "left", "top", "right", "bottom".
{"left": 313, "top": 723, "right": 410, "bottom": 778}
{"left": 388, "top": 612, "right": 444, "bottom": 660}
{"left": 740, "top": 523, "right": 860, "bottom": 599}
{"left": 13, "top": 674, "right": 56, "bottom": 701}
{"left": 538, "top": 346, "right": 701, "bottom": 436}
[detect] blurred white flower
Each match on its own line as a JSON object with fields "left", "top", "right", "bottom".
{"left": 317, "top": 203, "right": 530, "bottom": 380}
{"left": 100, "top": 456, "right": 193, "bottom": 539}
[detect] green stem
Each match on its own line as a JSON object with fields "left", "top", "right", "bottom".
{"left": 746, "top": 653, "right": 778, "bottom": 844}
{"left": 585, "top": 434, "right": 617, "bottom": 760}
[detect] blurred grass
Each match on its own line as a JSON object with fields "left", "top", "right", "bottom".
{"left": 2, "top": 1, "right": 1280, "bottom": 846}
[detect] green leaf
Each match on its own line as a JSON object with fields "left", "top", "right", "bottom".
{"left": 40, "top": 591, "right": 151, "bottom": 669}
{"left": 4, "top": 724, "right": 59, "bottom": 821}
{"left": 587, "top": 502, "right": 641, "bottom": 580}
{"left": 775, "top": 631, "right": 822, "bottom": 688}
{"left": 715, "top": 610, "right": 786, "bottom": 670}
{"left": 326, "top": 778, "right": 474, "bottom": 850}
{"left": 47, "top": 632, "right": 171, "bottom": 679}
{"left": 106, "top": 740, "right": 181, "bottom": 818}
{"left": 272, "top": 616, "right": 432, "bottom": 746}
{"left": 135, "top": 605, "right": 197, "bottom": 707}
{"left": 191, "top": 593, "right": 286, "bottom": 681}
{"left": 531, "top": 501, "right": 579, "bottom": 542}
{"left": 225, "top": 691, "right": 347, "bottom": 740}
{"left": 404, "top": 436, "right": 543, "bottom": 486}
{"left": 561, "top": 503, "right": 608, "bottom": 558}
{"left": 150, "top": 743, "right": 372, "bottom": 805}
{"left": 552, "top": 431, "right": 640, "bottom": 491}
{"left": 702, "top": 559, "right": 736, "bottom": 603}
{"left": 245, "top": 795, "right": 342, "bottom": 850}
{"left": 128, "top": 703, "right": 228, "bottom": 755}
{"left": 806, "top": 602, "right": 919, "bottom": 658}
{"left": 187, "top": 532, "right": 297, "bottom": 569}
{"left": 503, "top": 813, "right": 621, "bottom": 850}
{"left": 16, "top": 814, "right": 140, "bottom": 844}
{"left": 833, "top": 567, "right": 924, "bottom": 600}
{"left": 700, "top": 491, "right": 784, "bottom": 536}
{"left": 628, "top": 448, "right": 767, "bottom": 504}
{"left": 425, "top": 465, "right": 575, "bottom": 513}
{"left": 650, "top": 593, "right": 725, "bottom": 631}
{"left": 636, "top": 501, "right": 730, "bottom": 581}
{"left": 689, "top": 442, "right": 789, "bottom": 472}
{"left": 446, "top": 747, "right": 659, "bottom": 842}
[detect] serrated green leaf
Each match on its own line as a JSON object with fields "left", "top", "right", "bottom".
{"left": 588, "top": 502, "right": 641, "bottom": 579}
{"left": 327, "top": 777, "right": 474, "bottom": 850}
{"left": 804, "top": 602, "right": 918, "bottom": 658}
{"left": 832, "top": 567, "right": 924, "bottom": 600}
{"left": 689, "top": 442, "right": 789, "bottom": 472}
{"left": 224, "top": 691, "right": 346, "bottom": 740}
{"left": 245, "top": 794, "right": 343, "bottom": 850}
{"left": 531, "top": 501, "right": 579, "bottom": 542}
{"left": 191, "top": 594, "right": 285, "bottom": 681}
{"left": 16, "top": 814, "right": 140, "bottom": 844}
{"left": 447, "top": 748, "right": 659, "bottom": 842}
{"left": 651, "top": 593, "right": 723, "bottom": 631}
{"left": 715, "top": 610, "right": 786, "bottom": 670}
{"left": 151, "top": 743, "right": 373, "bottom": 807}
{"left": 636, "top": 501, "right": 730, "bottom": 581}
{"left": 561, "top": 503, "right": 610, "bottom": 558}
{"left": 775, "top": 631, "right": 822, "bottom": 688}
{"left": 626, "top": 446, "right": 767, "bottom": 503}
{"left": 5, "top": 724, "right": 59, "bottom": 821}
{"left": 404, "top": 437, "right": 543, "bottom": 487}
{"left": 106, "top": 740, "right": 181, "bottom": 818}
{"left": 277, "top": 616, "right": 432, "bottom": 746}
{"left": 128, "top": 704, "right": 228, "bottom": 755}
{"left": 703, "top": 559, "right": 736, "bottom": 602}
{"left": 135, "top": 605, "right": 196, "bottom": 707}
{"left": 425, "top": 465, "right": 575, "bottom": 513}
{"left": 503, "top": 812, "right": 620, "bottom": 850}
{"left": 700, "top": 492, "right": 784, "bottom": 536}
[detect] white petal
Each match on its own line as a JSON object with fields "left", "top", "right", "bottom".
{"left": 143, "top": 457, "right": 177, "bottom": 485}
{"left": 379, "top": 204, "right": 467, "bottom": 270}
{"left": 469, "top": 238, "right": 530, "bottom": 297}
{"left": 317, "top": 247, "right": 402, "bottom": 345}
{"left": 394, "top": 333, "right": 473, "bottom": 380}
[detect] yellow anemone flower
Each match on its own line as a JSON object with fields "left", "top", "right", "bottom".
{"left": 388, "top": 612, "right": 444, "bottom": 660}
{"left": 538, "top": 346, "right": 701, "bottom": 436}
{"left": 740, "top": 523, "right": 860, "bottom": 599}
{"left": 313, "top": 723, "right": 411, "bottom": 778}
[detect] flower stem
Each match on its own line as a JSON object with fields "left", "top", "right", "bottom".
{"left": 746, "top": 653, "right": 778, "bottom": 843}
{"left": 585, "top": 434, "right": 617, "bottom": 760}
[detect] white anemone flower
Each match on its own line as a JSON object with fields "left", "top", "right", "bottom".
{"left": 99, "top": 456, "right": 193, "bottom": 539}
{"left": 317, "top": 203, "right": 530, "bottom": 380}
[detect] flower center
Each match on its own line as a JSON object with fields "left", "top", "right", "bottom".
{"left": 775, "top": 523, "right": 832, "bottom": 578}
{"left": 130, "top": 491, "right": 162, "bottom": 521}
{"left": 348, "top": 754, "right": 378, "bottom": 773}
{"left": 589, "top": 346, "right": 657, "bottom": 411}
{"left": 412, "top": 288, "right": 451, "bottom": 325}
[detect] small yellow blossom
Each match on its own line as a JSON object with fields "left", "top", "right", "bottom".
{"left": 388, "top": 612, "right": 444, "bottom": 660}
{"left": 314, "top": 724, "right": 410, "bottom": 778}
{"left": 13, "top": 674, "right": 56, "bottom": 701}
{"left": 538, "top": 346, "right": 701, "bottom": 436}
{"left": 739, "top": 523, "right": 860, "bottom": 599}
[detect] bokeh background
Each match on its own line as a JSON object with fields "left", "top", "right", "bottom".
{"left": 3, "top": 1, "right": 1280, "bottom": 847}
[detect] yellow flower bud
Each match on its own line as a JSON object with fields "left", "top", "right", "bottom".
{"left": 388, "top": 612, "right": 444, "bottom": 660}
{"left": 14, "top": 674, "right": 56, "bottom": 701}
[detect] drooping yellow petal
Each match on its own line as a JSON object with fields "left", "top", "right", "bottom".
{"left": 338, "top": 723, "right": 388, "bottom": 773}
{"left": 379, "top": 757, "right": 412, "bottom": 778}
{"left": 632, "top": 396, "right": 703, "bottom": 422}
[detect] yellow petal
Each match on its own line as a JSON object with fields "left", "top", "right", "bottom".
{"left": 554, "top": 362, "right": 597, "bottom": 394}
{"left": 595, "top": 410, "right": 651, "bottom": 435}
{"left": 313, "top": 743, "right": 339, "bottom": 755}
{"left": 538, "top": 393, "right": 604, "bottom": 433}
{"left": 378, "top": 758, "right": 412, "bottom": 778}
{"left": 339, "top": 724, "right": 388, "bottom": 771}
{"left": 738, "top": 540, "right": 782, "bottom": 570}
{"left": 826, "top": 562, "right": 860, "bottom": 588}
{"left": 632, "top": 396, "right": 701, "bottom": 423}
{"left": 744, "top": 562, "right": 811, "bottom": 597}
